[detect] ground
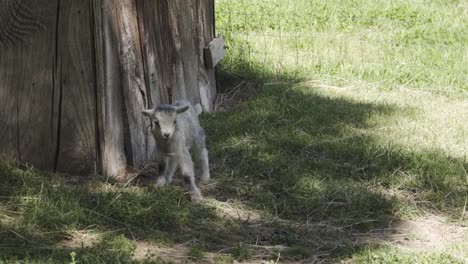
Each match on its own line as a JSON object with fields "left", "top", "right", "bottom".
{"left": 1, "top": 0, "right": 467, "bottom": 263}
{"left": 0, "top": 81, "right": 466, "bottom": 263}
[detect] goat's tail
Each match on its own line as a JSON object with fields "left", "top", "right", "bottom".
{"left": 194, "top": 103, "right": 203, "bottom": 115}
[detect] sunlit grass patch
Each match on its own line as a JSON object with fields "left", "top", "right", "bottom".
{"left": 348, "top": 243, "right": 468, "bottom": 264}
{"left": 0, "top": 0, "right": 466, "bottom": 262}
{"left": 217, "top": 0, "right": 468, "bottom": 95}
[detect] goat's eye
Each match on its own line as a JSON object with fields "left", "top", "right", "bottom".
{"left": 174, "top": 120, "right": 177, "bottom": 125}
{"left": 153, "top": 120, "right": 159, "bottom": 126}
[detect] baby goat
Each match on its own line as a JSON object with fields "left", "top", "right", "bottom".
{"left": 142, "top": 100, "right": 210, "bottom": 203}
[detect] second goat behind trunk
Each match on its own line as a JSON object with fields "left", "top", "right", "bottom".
{"left": 142, "top": 100, "right": 210, "bottom": 203}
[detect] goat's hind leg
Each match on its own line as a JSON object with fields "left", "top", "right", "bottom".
{"left": 180, "top": 150, "right": 203, "bottom": 203}
{"left": 193, "top": 135, "right": 210, "bottom": 184}
{"left": 197, "top": 147, "right": 210, "bottom": 184}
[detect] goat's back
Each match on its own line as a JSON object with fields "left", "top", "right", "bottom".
{"left": 173, "top": 100, "right": 204, "bottom": 147}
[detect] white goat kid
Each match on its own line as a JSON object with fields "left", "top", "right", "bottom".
{"left": 142, "top": 100, "right": 210, "bottom": 203}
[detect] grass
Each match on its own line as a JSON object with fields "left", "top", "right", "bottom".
{"left": 208, "top": 81, "right": 467, "bottom": 217}
{"left": 213, "top": 0, "right": 467, "bottom": 261}
{"left": 350, "top": 244, "right": 468, "bottom": 264}
{"left": 0, "top": 0, "right": 467, "bottom": 263}
{"left": 217, "top": 0, "right": 467, "bottom": 96}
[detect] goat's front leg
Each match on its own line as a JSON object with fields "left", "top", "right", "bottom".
{"left": 179, "top": 150, "right": 203, "bottom": 203}
{"left": 156, "top": 158, "right": 177, "bottom": 186}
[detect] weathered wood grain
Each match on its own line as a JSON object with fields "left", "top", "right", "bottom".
{"left": 167, "top": 0, "right": 217, "bottom": 111}
{"left": 177, "top": 0, "right": 201, "bottom": 104}
{"left": 111, "top": 0, "right": 153, "bottom": 169}
{"left": 18, "top": 0, "right": 58, "bottom": 170}
{"left": 0, "top": 0, "right": 58, "bottom": 170}
{"left": 136, "top": 0, "right": 217, "bottom": 112}
{"left": 198, "top": 0, "right": 217, "bottom": 112}
{"left": 136, "top": 0, "right": 173, "bottom": 107}
{"left": 0, "top": 0, "right": 44, "bottom": 47}
{"left": 0, "top": 42, "right": 19, "bottom": 163}
{"left": 0, "top": 0, "right": 217, "bottom": 176}
{"left": 93, "top": 0, "right": 127, "bottom": 176}
{"left": 54, "top": 0, "right": 97, "bottom": 174}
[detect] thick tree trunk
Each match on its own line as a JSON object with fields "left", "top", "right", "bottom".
{"left": 93, "top": 0, "right": 128, "bottom": 176}
{"left": 0, "top": 0, "right": 60, "bottom": 171}
{"left": 0, "top": 0, "right": 217, "bottom": 176}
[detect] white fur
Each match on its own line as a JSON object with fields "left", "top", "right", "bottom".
{"left": 143, "top": 100, "right": 210, "bottom": 203}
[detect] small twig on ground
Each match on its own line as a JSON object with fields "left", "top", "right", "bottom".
{"left": 107, "top": 193, "right": 122, "bottom": 206}
{"left": 335, "top": 219, "right": 378, "bottom": 231}
{"left": 275, "top": 252, "right": 281, "bottom": 264}
{"left": 227, "top": 84, "right": 243, "bottom": 101}
{"left": 251, "top": 245, "right": 289, "bottom": 250}
{"left": 250, "top": 245, "right": 286, "bottom": 262}
{"left": 8, "top": 229, "right": 41, "bottom": 246}
{"left": 84, "top": 208, "right": 164, "bottom": 236}
{"left": 228, "top": 81, "right": 246, "bottom": 95}
{"left": 460, "top": 196, "right": 467, "bottom": 224}
{"left": 121, "top": 174, "right": 139, "bottom": 189}
{"left": 264, "top": 81, "right": 295, "bottom": 86}
{"left": 215, "top": 246, "right": 236, "bottom": 254}
{"left": 174, "top": 240, "right": 194, "bottom": 248}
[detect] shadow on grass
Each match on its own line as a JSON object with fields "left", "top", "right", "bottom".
{"left": 204, "top": 61, "right": 466, "bottom": 259}
{"left": 0, "top": 166, "right": 243, "bottom": 263}
{"left": 0, "top": 61, "right": 466, "bottom": 263}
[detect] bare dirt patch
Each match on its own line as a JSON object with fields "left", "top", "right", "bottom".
{"left": 354, "top": 215, "right": 468, "bottom": 252}
{"left": 132, "top": 241, "right": 192, "bottom": 263}
{"left": 208, "top": 199, "right": 262, "bottom": 224}
{"left": 56, "top": 204, "right": 467, "bottom": 263}
{"left": 58, "top": 230, "right": 102, "bottom": 249}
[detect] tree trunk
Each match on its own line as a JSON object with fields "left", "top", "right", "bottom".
{"left": 0, "top": 0, "right": 217, "bottom": 177}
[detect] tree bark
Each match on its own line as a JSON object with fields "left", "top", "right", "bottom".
{"left": 0, "top": 0, "right": 216, "bottom": 176}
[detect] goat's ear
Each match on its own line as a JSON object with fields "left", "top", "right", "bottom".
{"left": 175, "top": 105, "right": 189, "bottom": 114}
{"left": 142, "top": 109, "right": 154, "bottom": 117}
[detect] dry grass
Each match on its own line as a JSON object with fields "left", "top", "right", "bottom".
{"left": 1, "top": 0, "right": 467, "bottom": 262}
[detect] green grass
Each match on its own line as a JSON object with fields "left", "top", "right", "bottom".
{"left": 351, "top": 244, "right": 468, "bottom": 264}
{"left": 1, "top": 0, "right": 467, "bottom": 263}
{"left": 187, "top": 244, "right": 205, "bottom": 261}
{"left": 206, "top": 82, "right": 467, "bottom": 219}
{"left": 217, "top": 0, "right": 467, "bottom": 96}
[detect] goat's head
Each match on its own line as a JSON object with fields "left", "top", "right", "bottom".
{"left": 142, "top": 105, "right": 189, "bottom": 140}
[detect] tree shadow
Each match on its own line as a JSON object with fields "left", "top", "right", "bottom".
{"left": 0, "top": 62, "right": 466, "bottom": 263}
{"left": 201, "top": 61, "right": 466, "bottom": 260}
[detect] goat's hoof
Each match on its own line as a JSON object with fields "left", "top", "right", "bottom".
{"left": 155, "top": 178, "right": 166, "bottom": 187}
{"left": 190, "top": 193, "right": 204, "bottom": 204}
{"left": 200, "top": 175, "right": 210, "bottom": 185}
